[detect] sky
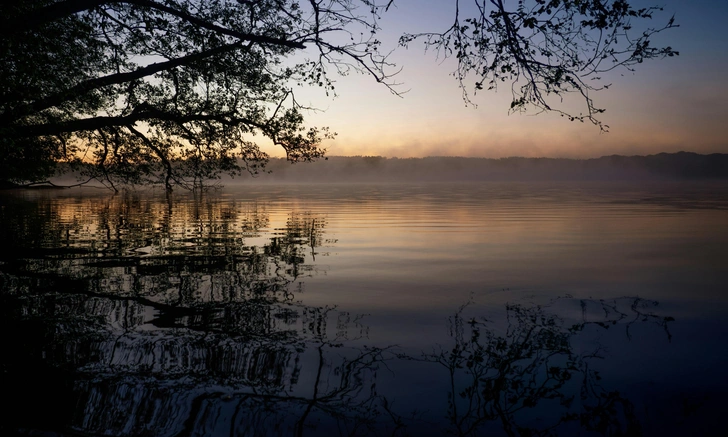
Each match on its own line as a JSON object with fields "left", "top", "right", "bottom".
{"left": 263, "top": 0, "right": 728, "bottom": 159}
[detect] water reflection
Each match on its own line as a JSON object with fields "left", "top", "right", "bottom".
{"left": 0, "top": 190, "right": 713, "bottom": 436}
{"left": 406, "top": 297, "right": 675, "bottom": 436}
{"left": 1, "top": 192, "right": 369, "bottom": 435}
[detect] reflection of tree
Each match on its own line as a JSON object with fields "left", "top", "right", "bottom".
{"left": 407, "top": 297, "right": 674, "bottom": 437}
{"left": 2, "top": 290, "right": 401, "bottom": 436}
{"left": 0, "top": 192, "right": 405, "bottom": 436}
{"left": 1, "top": 194, "right": 681, "bottom": 436}
{"left": 0, "top": 192, "right": 330, "bottom": 305}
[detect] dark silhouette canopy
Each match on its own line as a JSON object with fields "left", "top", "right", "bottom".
{"left": 0, "top": 0, "right": 678, "bottom": 190}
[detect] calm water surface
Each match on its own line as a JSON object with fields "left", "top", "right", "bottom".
{"left": 1, "top": 182, "right": 727, "bottom": 436}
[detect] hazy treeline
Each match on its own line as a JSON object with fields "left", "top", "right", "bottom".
{"left": 242, "top": 152, "right": 728, "bottom": 183}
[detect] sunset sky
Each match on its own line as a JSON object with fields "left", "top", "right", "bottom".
{"left": 267, "top": 0, "right": 728, "bottom": 159}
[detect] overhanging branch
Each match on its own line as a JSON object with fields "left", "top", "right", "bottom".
{"left": 1, "top": 0, "right": 305, "bottom": 49}
{"left": 9, "top": 106, "right": 267, "bottom": 138}
{"left": 1, "top": 41, "right": 253, "bottom": 123}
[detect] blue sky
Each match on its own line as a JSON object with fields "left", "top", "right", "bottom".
{"left": 266, "top": 0, "right": 728, "bottom": 158}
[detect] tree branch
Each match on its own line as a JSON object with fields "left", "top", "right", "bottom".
{"left": 2, "top": 0, "right": 305, "bottom": 49}
{"left": 126, "top": 124, "right": 174, "bottom": 192}
{"left": 1, "top": 41, "right": 247, "bottom": 123}
{"left": 10, "top": 106, "right": 267, "bottom": 138}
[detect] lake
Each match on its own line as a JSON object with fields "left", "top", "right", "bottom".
{"left": 2, "top": 182, "right": 727, "bottom": 436}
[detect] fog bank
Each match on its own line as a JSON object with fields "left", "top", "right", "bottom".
{"left": 233, "top": 152, "right": 728, "bottom": 183}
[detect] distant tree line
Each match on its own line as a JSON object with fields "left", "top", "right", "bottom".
{"left": 238, "top": 152, "right": 728, "bottom": 182}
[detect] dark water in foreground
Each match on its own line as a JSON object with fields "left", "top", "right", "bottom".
{"left": 1, "top": 182, "right": 727, "bottom": 436}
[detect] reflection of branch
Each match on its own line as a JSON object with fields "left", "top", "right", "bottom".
{"left": 403, "top": 297, "right": 674, "bottom": 436}
{"left": 4, "top": 285, "right": 404, "bottom": 435}
{"left": 69, "top": 342, "right": 400, "bottom": 436}
{"left": 576, "top": 296, "right": 674, "bottom": 342}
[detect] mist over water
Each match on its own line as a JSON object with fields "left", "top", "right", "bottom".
{"left": 2, "top": 181, "right": 727, "bottom": 436}
{"left": 219, "top": 153, "right": 728, "bottom": 184}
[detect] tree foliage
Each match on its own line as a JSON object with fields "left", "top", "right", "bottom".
{"left": 0, "top": 0, "right": 677, "bottom": 189}
{"left": 400, "top": 0, "right": 678, "bottom": 128}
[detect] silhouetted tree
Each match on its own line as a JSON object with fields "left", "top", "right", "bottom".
{"left": 1, "top": 1, "right": 677, "bottom": 188}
